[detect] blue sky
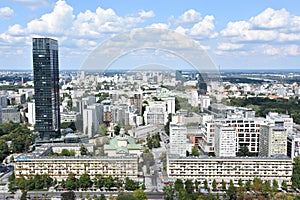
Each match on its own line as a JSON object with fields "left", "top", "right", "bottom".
{"left": 0, "top": 0, "right": 300, "bottom": 70}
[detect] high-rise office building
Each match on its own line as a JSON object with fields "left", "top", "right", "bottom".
{"left": 33, "top": 38, "right": 61, "bottom": 140}
{"left": 259, "top": 123, "right": 287, "bottom": 157}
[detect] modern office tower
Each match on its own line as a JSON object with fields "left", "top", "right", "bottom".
{"left": 214, "top": 124, "right": 237, "bottom": 157}
{"left": 32, "top": 38, "right": 61, "bottom": 140}
{"left": 198, "top": 74, "right": 207, "bottom": 95}
{"left": 259, "top": 123, "right": 287, "bottom": 157}
{"left": 169, "top": 123, "right": 187, "bottom": 157}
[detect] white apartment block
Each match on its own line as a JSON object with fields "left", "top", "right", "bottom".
{"left": 167, "top": 155, "right": 292, "bottom": 184}
{"left": 170, "top": 123, "right": 187, "bottom": 157}
{"left": 143, "top": 102, "right": 167, "bottom": 125}
{"left": 266, "top": 112, "right": 294, "bottom": 134}
{"left": 259, "top": 123, "right": 287, "bottom": 157}
{"left": 199, "top": 95, "right": 210, "bottom": 111}
{"left": 215, "top": 124, "right": 237, "bottom": 157}
{"left": 26, "top": 102, "right": 35, "bottom": 125}
{"left": 15, "top": 145, "right": 138, "bottom": 180}
{"left": 60, "top": 112, "right": 78, "bottom": 123}
{"left": 83, "top": 106, "right": 99, "bottom": 138}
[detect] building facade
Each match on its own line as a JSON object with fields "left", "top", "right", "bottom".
{"left": 167, "top": 155, "right": 292, "bottom": 184}
{"left": 33, "top": 38, "right": 61, "bottom": 140}
{"left": 15, "top": 144, "right": 138, "bottom": 180}
{"left": 214, "top": 124, "right": 237, "bottom": 157}
{"left": 169, "top": 123, "right": 187, "bottom": 157}
{"left": 259, "top": 123, "right": 287, "bottom": 157}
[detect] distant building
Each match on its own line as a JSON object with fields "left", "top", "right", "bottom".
{"left": 266, "top": 112, "right": 294, "bottom": 134}
{"left": 1, "top": 106, "right": 20, "bottom": 124}
{"left": 259, "top": 123, "right": 287, "bottom": 157}
{"left": 0, "top": 95, "right": 8, "bottom": 108}
{"left": 143, "top": 102, "right": 167, "bottom": 125}
{"left": 287, "top": 134, "right": 300, "bottom": 159}
{"left": 33, "top": 38, "right": 61, "bottom": 140}
{"left": 214, "top": 124, "right": 237, "bottom": 157}
{"left": 130, "top": 92, "right": 142, "bottom": 115}
{"left": 169, "top": 123, "right": 187, "bottom": 157}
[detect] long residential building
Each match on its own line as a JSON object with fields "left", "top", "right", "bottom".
{"left": 167, "top": 154, "right": 292, "bottom": 184}
{"left": 15, "top": 145, "right": 138, "bottom": 180}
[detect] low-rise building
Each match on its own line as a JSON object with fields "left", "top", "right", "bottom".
{"left": 15, "top": 144, "right": 138, "bottom": 180}
{"left": 104, "top": 128, "right": 142, "bottom": 157}
{"left": 167, "top": 154, "right": 292, "bottom": 184}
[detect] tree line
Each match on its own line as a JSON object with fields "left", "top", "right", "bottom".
{"left": 163, "top": 177, "right": 296, "bottom": 200}
{"left": 227, "top": 97, "right": 300, "bottom": 124}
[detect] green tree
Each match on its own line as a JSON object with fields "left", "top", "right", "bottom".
{"left": 194, "top": 180, "right": 199, "bottom": 192}
{"left": 238, "top": 179, "right": 243, "bottom": 187}
{"left": 0, "top": 139, "right": 9, "bottom": 162}
{"left": 245, "top": 180, "right": 251, "bottom": 191}
{"left": 100, "top": 194, "right": 107, "bottom": 200}
{"left": 98, "top": 124, "right": 107, "bottom": 136}
{"left": 204, "top": 179, "right": 209, "bottom": 190}
{"left": 226, "top": 180, "right": 237, "bottom": 200}
{"left": 61, "top": 122, "right": 76, "bottom": 131}
{"left": 185, "top": 179, "right": 194, "bottom": 193}
{"left": 93, "top": 194, "right": 98, "bottom": 200}
{"left": 212, "top": 179, "right": 217, "bottom": 191}
{"left": 292, "top": 157, "right": 300, "bottom": 189}
{"left": 251, "top": 178, "right": 263, "bottom": 194}
{"left": 86, "top": 193, "right": 90, "bottom": 199}
{"left": 114, "top": 124, "right": 121, "bottom": 135}
{"left": 177, "top": 188, "right": 187, "bottom": 200}
{"left": 125, "top": 177, "right": 139, "bottom": 191}
{"left": 174, "top": 179, "right": 184, "bottom": 192}
{"left": 65, "top": 173, "right": 77, "bottom": 190}
{"left": 262, "top": 180, "right": 271, "bottom": 198}
{"left": 191, "top": 146, "right": 200, "bottom": 156}
{"left": 163, "top": 184, "right": 175, "bottom": 200}
{"left": 80, "top": 144, "right": 89, "bottom": 156}
{"left": 281, "top": 181, "right": 288, "bottom": 191}
{"left": 272, "top": 179, "right": 279, "bottom": 191}
{"left": 78, "top": 173, "right": 92, "bottom": 189}
{"left": 221, "top": 179, "right": 226, "bottom": 190}
{"left": 133, "top": 189, "right": 147, "bottom": 200}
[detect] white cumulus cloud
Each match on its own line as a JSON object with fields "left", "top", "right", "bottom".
{"left": 190, "top": 15, "right": 218, "bottom": 39}
{"left": 176, "top": 9, "right": 201, "bottom": 24}
{"left": 27, "top": 0, "right": 74, "bottom": 35}
{"left": 221, "top": 8, "right": 300, "bottom": 43}
{"left": 0, "top": 7, "right": 14, "bottom": 19}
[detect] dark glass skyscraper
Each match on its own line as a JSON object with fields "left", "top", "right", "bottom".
{"left": 33, "top": 38, "right": 61, "bottom": 140}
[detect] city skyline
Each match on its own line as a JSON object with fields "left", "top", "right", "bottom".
{"left": 0, "top": 0, "right": 300, "bottom": 70}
